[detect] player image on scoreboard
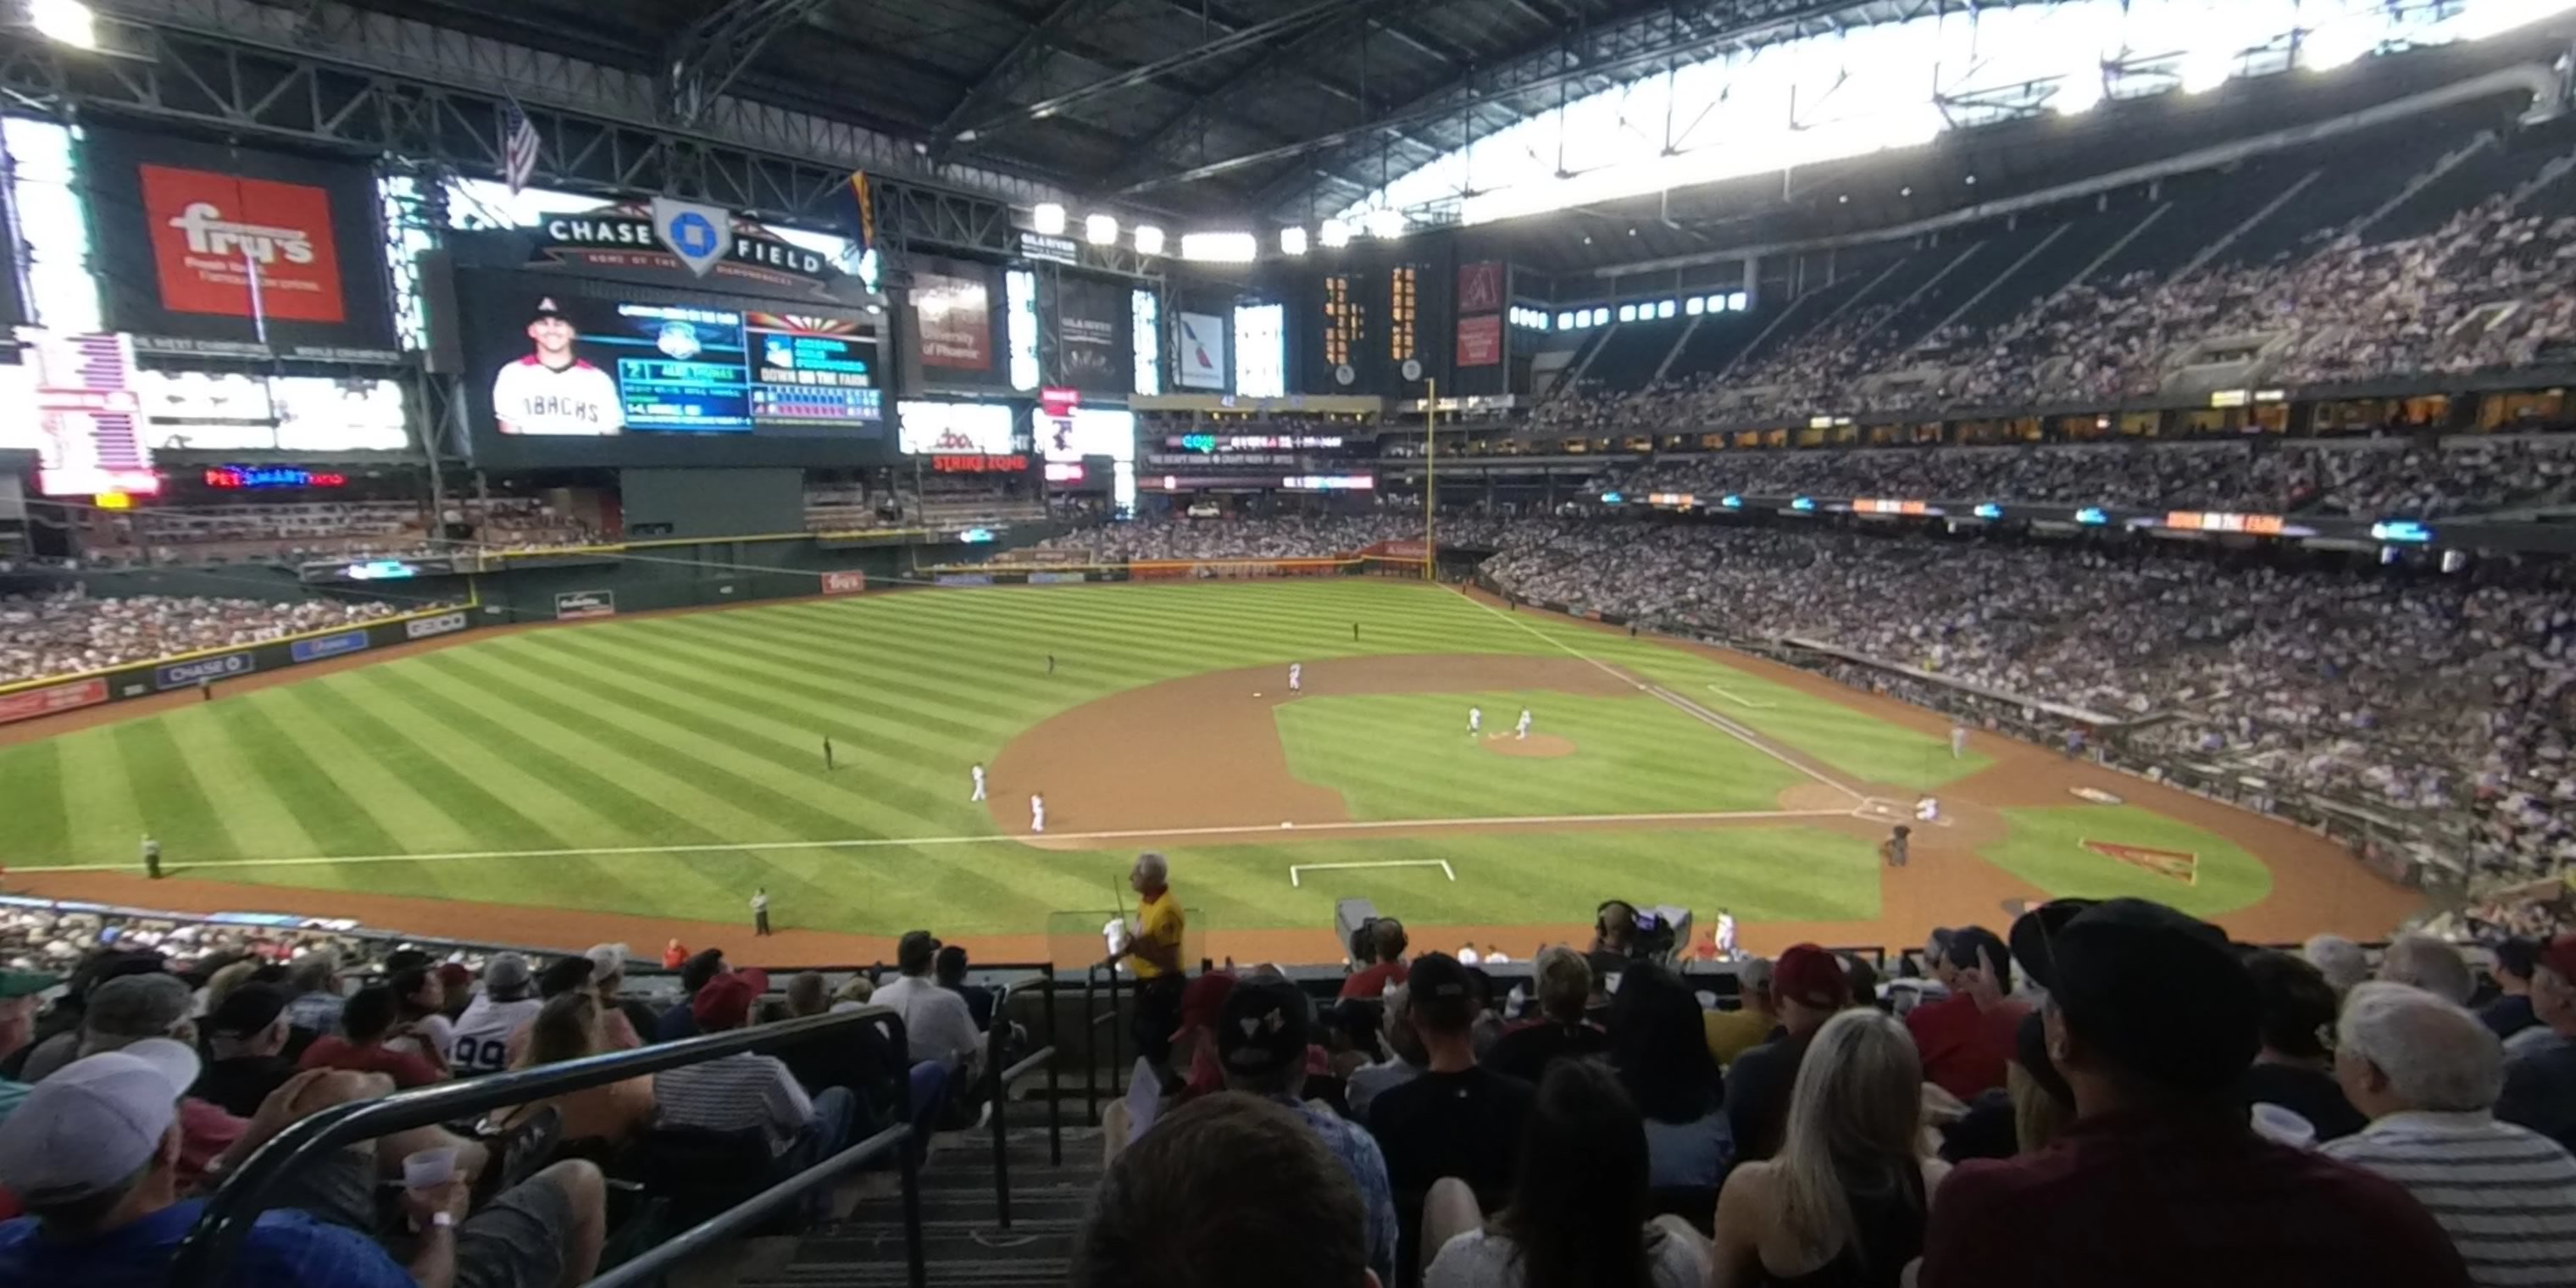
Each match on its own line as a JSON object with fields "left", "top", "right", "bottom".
{"left": 491, "top": 297, "right": 626, "bottom": 436}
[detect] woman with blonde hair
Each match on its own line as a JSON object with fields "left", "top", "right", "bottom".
{"left": 1707, "top": 1009, "right": 1947, "bottom": 1287}
{"left": 491, "top": 991, "right": 655, "bottom": 1149}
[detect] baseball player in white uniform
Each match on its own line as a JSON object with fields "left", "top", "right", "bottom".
{"left": 1289, "top": 663, "right": 1302, "bottom": 693}
{"left": 1915, "top": 795, "right": 1941, "bottom": 823}
{"left": 491, "top": 297, "right": 625, "bottom": 436}
{"left": 1951, "top": 723, "right": 1968, "bottom": 759}
{"left": 971, "top": 763, "right": 986, "bottom": 802}
{"left": 1468, "top": 705, "right": 1482, "bottom": 736}
{"left": 1516, "top": 708, "right": 1534, "bottom": 741}
{"left": 1030, "top": 793, "right": 1046, "bottom": 834}
{"left": 1715, "top": 908, "right": 1738, "bottom": 959}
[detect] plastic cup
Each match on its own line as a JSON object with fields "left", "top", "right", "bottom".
{"left": 402, "top": 1146, "right": 459, "bottom": 1190}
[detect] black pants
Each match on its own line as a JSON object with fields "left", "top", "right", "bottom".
{"left": 755, "top": 911, "right": 771, "bottom": 935}
{"left": 1130, "top": 974, "right": 1185, "bottom": 1072}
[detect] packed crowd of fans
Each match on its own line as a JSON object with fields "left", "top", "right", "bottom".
{"left": 1530, "top": 196, "right": 2576, "bottom": 431}
{"left": 0, "top": 591, "right": 420, "bottom": 685}
{"left": 1034, "top": 513, "right": 1472, "bottom": 562}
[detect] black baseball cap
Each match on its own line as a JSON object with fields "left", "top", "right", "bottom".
{"left": 202, "top": 983, "right": 291, "bottom": 1040}
{"left": 2010, "top": 897, "right": 2257, "bottom": 1095}
{"left": 1217, "top": 978, "right": 1311, "bottom": 1078}
{"left": 1406, "top": 952, "right": 1476, "bottom": 1032}
{"left": 530, "top": 297, "right": 568, "bottom": 321}
{"left": 1942, "top": 926, "right": 2013, "bottom": 992}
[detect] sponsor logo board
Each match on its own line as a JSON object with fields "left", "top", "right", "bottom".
{"left": 0, "top": 678, "right": 109, "bottom": 724}
{"left": 142, "top": 165, "right": 347, "bottom": 323}
{"left": 289, "top": 630, "right": 369, "bottom": 663}
{"left": 554, "top": 590, "right": 618, "bottom": 619}
{"left": 154, "top": 652, "right": 254, "bottom": 691}
{"left": 820, "top": 570, "right": 867, "bottom": 596}
{"left": 405, "top": 611, "right": 471, "bottom": 640}
{"left": 1457, "top": 314, "right": 1503, "bottom": 367}
{"left": 1026, "top": 572, "right": 1089, "bottom": 585}
{"left": 934, "top": 573, "right": 995, "bottom": 586}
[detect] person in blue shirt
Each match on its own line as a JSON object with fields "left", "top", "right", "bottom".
{"left": 0, "top": 1040, "right": 604, "bottom": 1288}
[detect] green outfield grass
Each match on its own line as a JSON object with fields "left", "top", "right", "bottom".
{"left": 1275, "top": 691, "right": 1807, "bottom": 819}
{"left": 1980, "top": 804, "right": 2273, "bottom": 917}
{"left": 0, "top": 580, "right": 2254, "bottom": 933}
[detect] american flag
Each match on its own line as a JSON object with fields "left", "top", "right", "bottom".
{"left": 501, "top": 100, "right": 540, "bottom": 194}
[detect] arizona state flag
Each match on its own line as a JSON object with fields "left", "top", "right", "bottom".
{"left": 842, "top": 171, "right": 875, "bottom": 259}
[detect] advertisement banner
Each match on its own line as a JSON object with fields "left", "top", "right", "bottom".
{"left": 913, "top": 272, "right": 992, "bottom": 370}
{"left": 0, "top": 678, "right": 108, "bottom": 724}
{"left": 933, "top": 573, "right": 995, "bottom": 587}
{"left": 1176, "top": 312, "right": 1227, "bottom": 390}
{"left": 1050, "top": 276, "right": 1132, "bottom": 397}
{"left": 820, "top": 570, "right": 867, "bottom": 595}
{"left": 526, "top": 202, "right": 844, "bottom": 298}
{"left": 405, "top": 611, "right": 470, "bottom": 640}
{"left": 1457, "top": 262, "right": 1505, "bottom": 314}
{"left": 154, "top": 652, "right": 254, "bottom": 691}
{"left": 554, "top": 589, "right": 617, "bottom": 619}
{"left": 83, "top": 123, "right": 398, "bottom": 361}
{"left": 289, "top": 630, "right": 369, "bottom": 663}
{"left": 1457, "top": 314, "right": 1503, "bottom": 368}
{"left": 648, "top": 197, "right": 734, "bottom": 278}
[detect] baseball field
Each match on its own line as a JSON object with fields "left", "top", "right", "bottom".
{"left": 0, "top": 579, "right": 2418, "bottom": 961}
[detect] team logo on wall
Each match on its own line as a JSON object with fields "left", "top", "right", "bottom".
{"left": 650, "top": 197, "right": 734, "bottom": 278}
{"left": 141, "top": 165, "right": 347, "bottom": 323}
{"left": 1457, "top": 261, "right": 1504, "bottom": 314}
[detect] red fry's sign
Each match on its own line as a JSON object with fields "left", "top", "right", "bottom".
{"left": 141, "top": 165, "right": 347, "bottom": 323}
{"left": 0, "top": 678, "right": 108, "bottom": 725}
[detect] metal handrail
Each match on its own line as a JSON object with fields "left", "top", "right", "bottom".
{"left": 983, "top": 963, "right": 1063, "bottom": 1229}
{"left": 586, "top": 1122, "right": 916, "bottom": 1288}
{"left": 169, "top": 1007, "right": 922, "bottom": 1288}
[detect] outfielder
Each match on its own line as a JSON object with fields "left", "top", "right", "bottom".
{"left": 491, "top": 297, "right": 625, "bottom": 436}
{"left": 1468, "top": 705, "right": 1483, "bottom": 736}
{"left": 1289, "top": 662, "right": 1302, "bottom": 693}
{"left": 1516, "top": 708, "right": 1534, "bottom": 741}
{"left": 971, "top": 763, "right": 986, "bottom": 802}
{"left": 1951, "top": 723, "right": 1968, "bottom": 759}
{"left": 1030, "top": 792, "right": 1046, "bottom": 834}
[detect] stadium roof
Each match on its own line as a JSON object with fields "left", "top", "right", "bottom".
{"left": 358, "top": 0, "right": 1971, "bottom": 221}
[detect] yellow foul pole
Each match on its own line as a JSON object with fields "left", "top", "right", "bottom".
{"left": 1424, "top": 378, "right": 1436, "bottom": 582}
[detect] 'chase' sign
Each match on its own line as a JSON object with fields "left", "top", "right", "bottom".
{"left": 154, "top": 652, "right": 253, "bottom": 691}
{"left": 290, "top": 630, "right": 369, "bottom": 663}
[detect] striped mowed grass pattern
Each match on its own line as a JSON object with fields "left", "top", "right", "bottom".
{"left": 0, "top": 580, "right": 1902, "bottom": 932}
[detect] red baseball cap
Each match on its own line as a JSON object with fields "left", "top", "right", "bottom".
{"left": 2537, "top": 932, "right": 2576, "bottom": 982}
{"left": 1171, "top": 972, "right": 1237, "bottom": 1041}
{"left": 1774, "top": 943, "right": 1852, "bottom": 1011}
{"left": 691, "top": 968, "right": 771, "bottom": 1031}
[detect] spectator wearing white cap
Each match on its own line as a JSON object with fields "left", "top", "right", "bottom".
{"left": 448, "top": 953, "right": 541, "bottom": 1078}
{"left": 2325, "top": 982, "right": 2576, "bottom": 1286}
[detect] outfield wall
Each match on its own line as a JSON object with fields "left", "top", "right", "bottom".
{"left": 0, "top": 602, "right": 480, "bottom": 725}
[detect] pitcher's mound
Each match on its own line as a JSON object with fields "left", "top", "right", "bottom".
{"left": 1486, "top": 733, "right": 1575, "bottom": 758}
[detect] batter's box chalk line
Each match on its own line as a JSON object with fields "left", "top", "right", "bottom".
{"left": 1289, "top": 859, "right": 1457, "bottom": 887}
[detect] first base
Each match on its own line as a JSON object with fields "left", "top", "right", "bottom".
{"left": 1281, "top": 821, "right": 1293, "bottom": 828}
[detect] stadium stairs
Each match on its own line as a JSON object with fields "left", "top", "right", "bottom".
{"left": 746, "top": 1122, "right": 1102, "bottom": 1288}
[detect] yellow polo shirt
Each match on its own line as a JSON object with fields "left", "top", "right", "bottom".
{"left": 1133, "top": 890, "right": 1185, "bottom": 980}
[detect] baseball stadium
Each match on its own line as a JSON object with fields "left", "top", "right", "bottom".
{"left": 3, "top": 2, "right": 2575, "bottom": 1285}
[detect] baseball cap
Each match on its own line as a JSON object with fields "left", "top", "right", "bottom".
{"left": 1406, "top": 952, "right": 1477, "bottom": 1032}
{"left": 2010, "top": 897, "right": 2257, "bottom": 1095}
{"left": 1217, "top": 978, "right": 1311, "bottom": 1078}
{"left": 83, "top": 973, "right": 192, "bottom": 1041}
{"left": 203, "top": 982, "right": 291, "bottom": 1040}
{"left": 0, "top": 1038, "right": 200, "bottom": 1203}
{"left": 1773, "top": 943, "right": 1852, "bottom": 1011}
{"left": 0, "top": 969, "right": 59, "bottom": 1000}
{"left": 585, "top": 943, "right": 630, "bottom": 981}
{"left": 1942, "top": 926, "right": 2014, "bottom": 991}
{"left": 2534, "top": 932, "right": 2576, "bottom": 982}
{"left": 691, "top": 968, "right": 771, "bottom": 1031}
{"left": 897, "top": 931, "right": 941, "bottom": 974}
{"left": 1172, "top": 972, "right": 1237, "bottom": 1041}
{"left": 483, "top": 952, "right": 534, "bottom": 997}
{"left": 530, "top": 297, "right": 567, "bottom": 321}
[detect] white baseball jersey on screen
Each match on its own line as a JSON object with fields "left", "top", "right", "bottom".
{"left": 491, "top": 355, "right": 625, "bottom": 436}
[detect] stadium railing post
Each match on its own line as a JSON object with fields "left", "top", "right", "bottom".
{"left": 1044, "top": 963, "right": 1063, "bottom": 1166}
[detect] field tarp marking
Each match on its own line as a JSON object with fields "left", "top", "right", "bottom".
{"left": 1289, "top": 859, "right": 1457, "bottom": 887}
{"left": 4, "top": 807, "right": 1863, "bottom": 874}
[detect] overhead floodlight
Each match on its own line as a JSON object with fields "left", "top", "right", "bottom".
{"left": 1319, "top": 218, "right": 1352, "bottom": 248}
{"left": 1617, "top": 303, "right": 1637, "bottom": 323}
{"left": 1656, "top": 300, "right": 1675, "bottom": 319}
{"left": 1363, "top": 208, "right": 1406, "bottom": 239}
{"left": 1685, "top": 297, "right": 1705, "bottom": 316}
{"left": 1134, "top": 225, "right": 1167, "bottom": 256}
{"left": 2055, "top": 62, "right": 2106, "bottom": 114}
{"left": 1085, "top": 214, "right": 1119, "bottom": 246}
{"left": 1032, "top": 203, "right": 1066, "bottom": 236}
{"left": 1728, "top": 291, "right": 1749, "bottom": 312}
{"left": 2301, "top": 21, "right": 2372, "bottom": 73}
{"left": 1178, "top": 230, "right": 1254, "bottom": 262}
{"left": 1556, "top": 311, "right": 1575, "bottom": 329}
{"left": 31, "top": 0, "right": 97, "bottom": 49}
{"left": 1280, "top": 226, "right": 1308, "bottom": 256}
{"left": 2179, "top": 47, "right": 2233, "bottom": 94}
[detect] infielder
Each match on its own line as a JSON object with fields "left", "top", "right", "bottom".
{"left": 1915, "top": 796, "right": 1941, "bottom": 824}
{"left": 491, "top": 297, "right": 625, "bottom": 436}
{"left": 1030, "top": 793, "right": 1046, "bottom": 834}
{"left": 1516, "top": 708, "right": 1533, "bottom": 741}
{"left": 1951, "top": 723, "right": 1968, "bottom": 759}
{"left": 1468, "top": 705, "right": 1483, "bottom": 736}
{"left": 1880, "top": 824, "right": 1912, "bottom": 868}
{"left": 1289, "top": 662, "right": 1302, "bottom": 693}
{"left": 970, "top": 763, "right": 986, "bottom": 802}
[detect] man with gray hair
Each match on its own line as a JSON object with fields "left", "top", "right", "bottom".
{"left": 2325, "top": 982, "right": 2576, "bottom": 1284}
{"left": 2306, "top": 935, "right": 2372, "bottom": 996}
{"left": 2379, "top": 935, "right": 2478, "bottom": 1007}
{"left": 281, "top": 949, "right": 347, "bottom": 1037}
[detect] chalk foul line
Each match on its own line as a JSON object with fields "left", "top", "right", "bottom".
{"left": 1289, "top": 859, "right": 1456, "bottom": 887}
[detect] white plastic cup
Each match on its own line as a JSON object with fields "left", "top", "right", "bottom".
{"left": 402, "top": 1146, "right": 459, "bottom": 1190}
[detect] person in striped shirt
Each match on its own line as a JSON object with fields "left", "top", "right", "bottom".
{"left": 2324, "top": 981, "right": 2576, "bottom": 1286}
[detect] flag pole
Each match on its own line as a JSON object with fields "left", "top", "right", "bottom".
{"left": 1424, "top": 378, "right": 1436, "bottom": 583}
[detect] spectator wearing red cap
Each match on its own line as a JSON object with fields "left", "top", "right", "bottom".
{"left": 1169, "top": 971, "right": 1238, "bottom": 1101}
{"left": 1919, "top": 898, "right": 2472, "bottom": 1288}
{"left": 1724, "top": 943, "right": 1852, "bottom": 1163}
{"left": 1904, "top": 926, "right": 2029, "bottom": 1102}
{"left": 652, "top": 969, "right": 860, "bottom": 1194}
{"left": 2496, "top": 932, "right": 2576, "bottom": 1154}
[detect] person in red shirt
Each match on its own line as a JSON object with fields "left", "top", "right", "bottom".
{"left": 1339, "top": 919, "right": 1409, "bottom": 1000}
{"left": 663, "top": 939, "right": 689, "bottom": 971}
{"left": 1918, "top": 898, "right": 2471, "bottom": 1288}
{"left": 1904, "top": 925, "right": 2030, "bottom": 1101}
{"left": 296, "top": 985, "right": 445, "bottom": 1089}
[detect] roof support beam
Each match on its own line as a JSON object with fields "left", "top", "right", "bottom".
{"left": 930, "top": 0, "right": 1125, "bottom": 153}
{"left": 663, "top": 0, "right": 832, "bottom": 127}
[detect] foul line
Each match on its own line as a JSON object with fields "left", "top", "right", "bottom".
{"left": 1289, "top": 859, "right": 1456, "bottom": 887}
{"left": 1706, "top": 685, "right": 1777, "bottom": 709}
{"left": 1452, "top": 588, "right": 1862, "bottom": 801}
{"left": 4, "top": 808, "right": 1860, "bottom": 874}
